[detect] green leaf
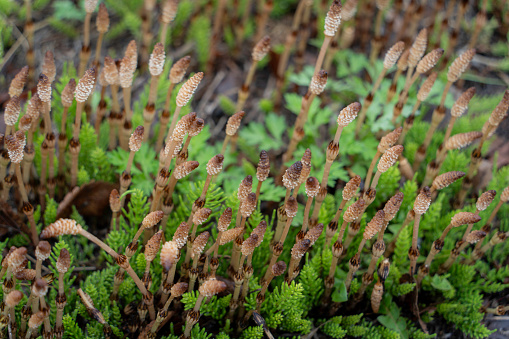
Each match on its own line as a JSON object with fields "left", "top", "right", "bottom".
{"left": 331, "top": 282, "right": 348, "bottom": 303}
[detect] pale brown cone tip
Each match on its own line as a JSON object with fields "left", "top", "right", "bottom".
{"left": 252, "top": 36, "right": 271, "bottom": 61}
{"left": 489, "top": 90, "right": 509, "bottom": 126}
{"left": 310, "top": 70, "right": 328, "bottom": 95}
{"left": 283, "top": 161, "right": 303, "bottom": 190}
{"left": 161, "top": 0, "right": 179, "bottom": 24}
{"left": 291, "top": 239, "right": 311, "bottom": 259}
{"left": 408, "top": 28, "right": 428, "bottom": 68}
{"left": 304, "top": 223, "right": 323, "bottom": 245}
{"left": 218, "top": 227, "right": 244, "bottom": 245}
{"left": 238, "top": 175, "right": 253, "bottom": 201}
{"left": 42, "top": 51, "right": 56, "bottom": 83}
{"left": 35, "top": 241, "right": 51, "bottom": 260}
{"left": 207, "top": 154, "right": 224, "bottom": 176}
{"left": 104, "top": 56, "right": 120, "bottom": 86}
{"left": 417, "top": 72, "right": 438, "bottom": 102}
{"left": 432, "top": 171, "right": 465, "bottom": 191}
{"left": 173, "top": 222, "right": 190, "bottom": 249}
{"left": 37, "top": 74, "right": 52, "bottom": 102}
{"left": 5, "top": 290, "right": 23, "bottom": 307}
{"left": 397, "top": 49, "right": 410, "bottom": 71}
{"left": 29, "top": 311, "right": 46, "bottom": 329}
{"left": 199, "top": 278, "right": 227, "bottom": 297}
{"left": 253, "top": 221, "right": 267, "bottom": 246}
{"left": 145, "top": 230, "right": 164, "bottom": 261}
{"left": 61, "top": 78, "right": 77, "bottom": 107}
{"left": 170, "top": 56, "right": 191, "bottom": 84}
{"left": 85, "top": 0, "right": 98, "bottom": 13}
{"left": 5, "top": 133, "right": 25, "bottom": 163}
{"left": 378, "top": 127, "right": 403, "bottom": 153}
{"left": 226, "top": 111, "right": 245, "bottom": 136}
{"left": 171, "top": 282, "right": 189, "bottom": 297}
{"left": 241, "top": 234, "right": 259, "bottom": 256}
{"left": 271, "top": 261, "right": 287, "bottom": 276}
{"left": 324, "top": 0, "right": 342, "bottom": 37}
{"left": 416, "top": 48, "right": 444, "bottom": 74}
{"left": 188, "top": 118, "right": 205, "bottom": 137}
{"left": 256, "top": 150, "right": 270, "bottom": 182}
{"left": 75, "top": 68, "right": 97, "bottom": 103}
{"left": 8, "top": 247, "right": 27, "bottom": 268}
{"left": 176, "top": 72, "right": 203, "bottom": 107}
{"left": 476, "top": 190, "right": 497, "bottom": 211}
{"left": 4, "top": 96, "right": 21, "bottom": 126}
{"left": 56, "top": 248, "right": 71, "bottom": 273}
{"left": 447, "top": 49, "right": 475, "bottom": 83}
{"left": 285, "top": 196, "right": 298, "bottom": 218}
{"left": 451, "top": 87, "right": 476, "bottom": 118}
{"left": 96, "top": 3, "right": 110, "bottom": 33}
{"left": 160, "top": 241, "right": 179, "bottom": 270}
{"left": 383, "top": 192, "right": 404, "bottom": 221}
{"left": 343, "top": 175, "right": 361, "bottom": 201}
{"left": 414, "top": 187, "right": 431, "bottom": 215}
{"left": 9, "top": 66, "right": 29, "bottom": 97}
{"left": 377, "top": 145, "right": 403, "bottom": 173}
{"left": 129, "top": 126, "right": 144, "bottom": 152}
{"left": 192, "top": 232, "right": 209, "bottom": 258}
{"left": 41, "top": 219, "right": 83, "bottom": 238}
{"left": 142, "top": 211, "right": 164, "bottom": 229}
{"left": 193, "top": 208, "right": 212, "bottom": 225}
{"left": 383, "top": 41, "right": 405, "bottom": 69}
{"left": 500, "top": 186, "right": 509, "bottom": 202}
{"left": 218, "top": 207, "right": 233, "bottom": 232}
{"left": 364, "top": 210, "right": 385, "bottom": 239}
{"left": 305, "top": 177, "right": 320, "bottom": 197}
{"left": 341, "top": 0, "right": 357, "bottom": 21}
{"left": 337, "top": 102, "right": 361, "bottom": 127}
{"left": 241, "top": 193, "right": 257, "bottom": 218}
{"left": 445, "top": 131, "right": 483, "bottom": 150}
{"left": 451, "top": 212, "right": 482, "bottom": 227}
{"left": 343, "top": 199, "right": 366, "bottom": 222}
{"left": 174, "top": 161, "right": 199, "bottom": 179}
{"left": 466, "top": 230, "right": 486, "bottom": 244}
{"left": 109, "top": 189, "right": 121, "bottom": 212}
{"left": 149, "top": 42, "right": 166, "bottom": 77}
{"left": 32, "top": 278, "right": 48, "bottom": 297}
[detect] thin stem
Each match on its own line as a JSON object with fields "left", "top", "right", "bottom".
{"left": 365, "top": 150, "right": 381, "bottom": 189}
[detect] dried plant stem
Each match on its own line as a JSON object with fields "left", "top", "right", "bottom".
{"left": 121, "top": 87, "right": 133, "bottom": 149}
{"left": 79, "top": 13, "right": 92, "bottom": 77}
{"left": 409, "top": 214, "right": 422, "bottom": 275}
{"left": 255, "top": 180, "right": 264, "bottom": 202}
{"left": 165, "top": 106, "right": 183, "bottom": 145}
{"left": 468, "top": 11, "right": 486, "bottom": 49}
{"left": 151, "top": 295, "right": 175, "bottom": 334}
{"left": 387, "top": 68, "right": 404, "bottom": 102}
{"left": 299, "top": 196, "right": 313, "bottom": 236}
{"left": 468, "top": 231, "right": 508, "bottom": 264}
{"left": 14, "top": 163, "right": 29, "bottom": 203}
{"left": 39, "top": 297, "right": 52, "bottom": 337}
{"left": 364, "top": 150, "right": 381, "bottom": 189}
{"left": 55, "top": 275, "right": 66, "bottom": 334}
{"left": 342, "top": 220, "right": 362, "bottom": 255}
{"left": 324, "top": 200, "right": 347, "bottom": 248}
{"left": 254, "top": 0, "right": 274, "bottom": 44}
{"left": 323, "top": 242, "right": 343, "bottom": 301}
{"left": 156, "top": 83, "right": 176, "bottom": 152}
{"left": 413, "top": 104, "right": 447, "bottom": 172}
{"left": 274, "top": 0, "right": 307, "bottom": 107}
{"left": 236, "top": 62, "right": 258, "bottom": 111}
{"left": 368, "top": 10, "right": 385, "bottom": 64}
{"left": 313, "top": 36, "right": 333, "bottom": 76}
{"left": 281, "top": 92, "right": 316, "bottom": 167}
{"left": 207, "top": 0, "right": 228, "bottom": 73}
{"left": 94, "top": 88, "right": 107, "bottom": 139}
{"left": 386, "top": 211, "right": 414, "bottom": 256}
{"left": 16, "top": 163, "right": 39, "bottom": 245}
{"left": 142, "top": 75, "right": 161, "bottom": 141}
{"left": 344, "top": 252, "right": 361, "bottom": 290}
{"left": 294, "top": 3, "right": 312, "bottom": 73}
{"left": 94, "top": 33, "right": 105, "bottom": 66}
